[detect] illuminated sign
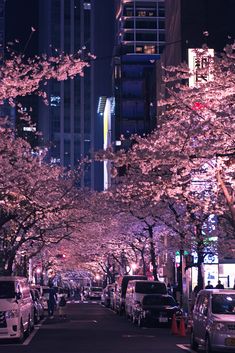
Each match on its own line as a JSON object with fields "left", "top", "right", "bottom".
{"left": 103, "top": 98, "right": 113, "bottom": 190}
{"left": 188, "top": 48, "right": 214, "bottom": 87}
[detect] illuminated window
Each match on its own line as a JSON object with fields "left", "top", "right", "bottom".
{"left": 83, "top": 2, "right": 91, "bottom": 10}
{"left": 50, "top": 95, "right": 61, "bottom": 107}
{"left": 136, "top": 46, "right": 143, "bottom": 53}
{"left": 137, "top": 11, "right": 146, "bottom": 17}
{"left": 144, "top": 45, "right": 155, "bottom": 54}
{"left": 126, "top": 10, "right": 133, "bottom": 16}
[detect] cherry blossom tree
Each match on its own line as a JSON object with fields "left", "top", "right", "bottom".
{"left": 94, "top": 44, "right": 235, "bottom": 286}
{"left": 0, "top": 50, "right": 91, "bottom": 275}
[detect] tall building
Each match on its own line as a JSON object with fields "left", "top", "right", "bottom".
{"left": 5, "top": 0, "right": 38, "bottom": 141}
{"left": 113, "top": 0, "right": 164, "bottom": 141}
{"left": 0, "top": 0, "right": 5, "bottom": 59}
{"left": 0, "top": 0, "right": 15, "bottom": 127}
{"left": 39, "top": 0, "right": 115, "bottom": 190}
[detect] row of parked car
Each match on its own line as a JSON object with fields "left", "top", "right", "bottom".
{"left": 101, "top": 276, "right": 235, "bottom": 352}
{"left": 0, "top": 276, "right": 69, "bottom": 342}
{"left": 101, "top": 275, "right": 183, "bottom": 327}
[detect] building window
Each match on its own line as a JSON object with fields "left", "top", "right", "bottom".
{"left": 83, "top": 2, "right": 91, "bottom": 10}
{"left": 136, "top": 46, "right": 143, "bottom": 53}
{"left": 144, "top": 45, "right": 155, "bottom": 54}
{"left": 137, "top": 10, "right": 146, "bottom": 17}
{"left": 50, "top": 95, "right": 61, "bottom": 107}
{"left": 159, "top": 32, "right": 165, "bottom": 42}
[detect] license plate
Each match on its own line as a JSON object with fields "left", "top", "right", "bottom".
{"left": 225, "top": 338, "right": 235, "bottom": 346}
{"left": 159, "top": 317, "right": 168, "bottom": 323}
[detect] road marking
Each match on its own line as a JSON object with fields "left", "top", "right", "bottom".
{"left": 70, "top": 319, "right": 98, "bottom": 323}
{"left": 177, "top": 344, "right": 194, "bottom": 352}
{"left": 122, "top": 334, "right": 156, "bottom": 338}
{"left": 23, "top": 318, "right": 47, "bottom": 346}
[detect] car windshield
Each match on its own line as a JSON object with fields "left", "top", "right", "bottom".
{"left": 0, "top": 281, "right": 15, "bottom": 299}
{"left": 212, "top": 294, "right": 235, "bottom": 315}
{"left": 91, "top": 287, "right": 102, "bottom": 292}
{"left": 143, "top": 295, "right": 177, "bottom": 306}
{"left": 135, "top": 282, "right": 167, "bottom": 294}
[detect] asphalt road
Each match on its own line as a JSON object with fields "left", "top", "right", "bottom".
{"left": 0, "top": 301, "right": 193, "bottom": 353}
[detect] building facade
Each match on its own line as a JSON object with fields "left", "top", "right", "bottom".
{"left": 39, "top": 0, "right": 115, "bottom": 190}
{"left": 113, "top": 0, "right": 164, "bottom": 141}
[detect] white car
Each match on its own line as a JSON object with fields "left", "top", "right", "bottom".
{"left": 88, "top": 287, "right": 103, "bottom": 299}
{"left": 191, "top": 289, "right": 235, "bottom": 353}
{"left": 0, "top": 276, "right": 34, "bottom": 341}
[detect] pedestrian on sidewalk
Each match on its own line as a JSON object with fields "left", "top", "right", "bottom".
{"left": 205, "top": 281, "right": 213, "bottom": 289}
{"left": 47, "top": 282, "right": 57, "bottom": 319}
{"left": 215, "top": 280, "right": 224, "bottom": 289}
{"left": 58, "top": 294, "right": 67, "bottom": 318}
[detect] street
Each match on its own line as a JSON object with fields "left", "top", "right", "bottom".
{"left": 0, "top": 301, "right": 193, "bottom": 353}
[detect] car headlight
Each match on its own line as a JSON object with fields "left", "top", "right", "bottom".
{"left": 5, "top": 310, "right": 19, "bottom": 318}
{"left": 212, "top": 322, "right": 226, "bottom": 331}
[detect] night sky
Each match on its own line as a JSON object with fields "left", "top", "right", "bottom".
{"left": 5, "top": 0, "right": 38, "bottom": 56}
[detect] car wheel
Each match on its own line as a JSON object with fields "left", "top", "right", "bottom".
{"left": 25, "top": 316, "right": 31, "bottom": 336}
{"left": 205, "top": 335, "right": 213, "bottom": 353}
{"left": 30, "top": 315, "right": 35, "bottom": 332}
{"left": 190, "top": 330, "right": 198, "bottom": 351}
{"left": 17, "top": 320, "right": 24, "bottom": 343}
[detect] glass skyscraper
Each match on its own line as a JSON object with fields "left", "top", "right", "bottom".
{"left": 39, "top": 0, "right": 115, "bottom": 189}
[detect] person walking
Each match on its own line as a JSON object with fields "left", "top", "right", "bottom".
{"left": 47, "top": 283, "right": 57, "bottom": 319}
{"left": 205, "top": 281, "right": 213, "bottom": 289}
{"left": 58, "top": 294, "right": 67, "bottom": 318}
{"left": 215, "top": 280, "right": 224, "bottom": 289}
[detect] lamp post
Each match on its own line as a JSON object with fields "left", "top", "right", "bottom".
{"left": 131, "top": 263, "right": 137, "bottom": 275}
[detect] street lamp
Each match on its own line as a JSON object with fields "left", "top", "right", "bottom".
{"left": 131, "top": 263, "right": 137, "bottom": 275}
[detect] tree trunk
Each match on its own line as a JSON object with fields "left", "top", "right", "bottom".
{"left": 217, "top": 170, "right": 235, "bottom": 228}
{"left": 0, "top": 251, "right": 14, "bottom": 276}
{"left": 141, "top": 250, "right": 147, "bottom": 276}
{"left": 5, "top": 255, "right": 15, "bottom": 276}
{"left": 197, "top": 250, "right": 204, "bottom": 290}
{"left": 148, "top": 226, "right": 159, "bottom": 281}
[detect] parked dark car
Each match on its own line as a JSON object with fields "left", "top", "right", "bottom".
{"left": 132, "top": 294, "right": 183, "bottom": 327}
{"left": 30, "top": 288, "right": 44, "bottom": 324}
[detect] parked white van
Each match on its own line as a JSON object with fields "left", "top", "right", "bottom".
{"left": 191, "top": 289, "right": 235, "bottom": 353}
{"left": 0, "top": 276, "right": 34, "bottom": 341}
{"left": 125, "top": 280, "right": 167, "bottom": 318}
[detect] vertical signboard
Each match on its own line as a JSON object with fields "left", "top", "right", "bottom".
{"left": 188, "top": 48, "right": 214, "bottom": 87}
